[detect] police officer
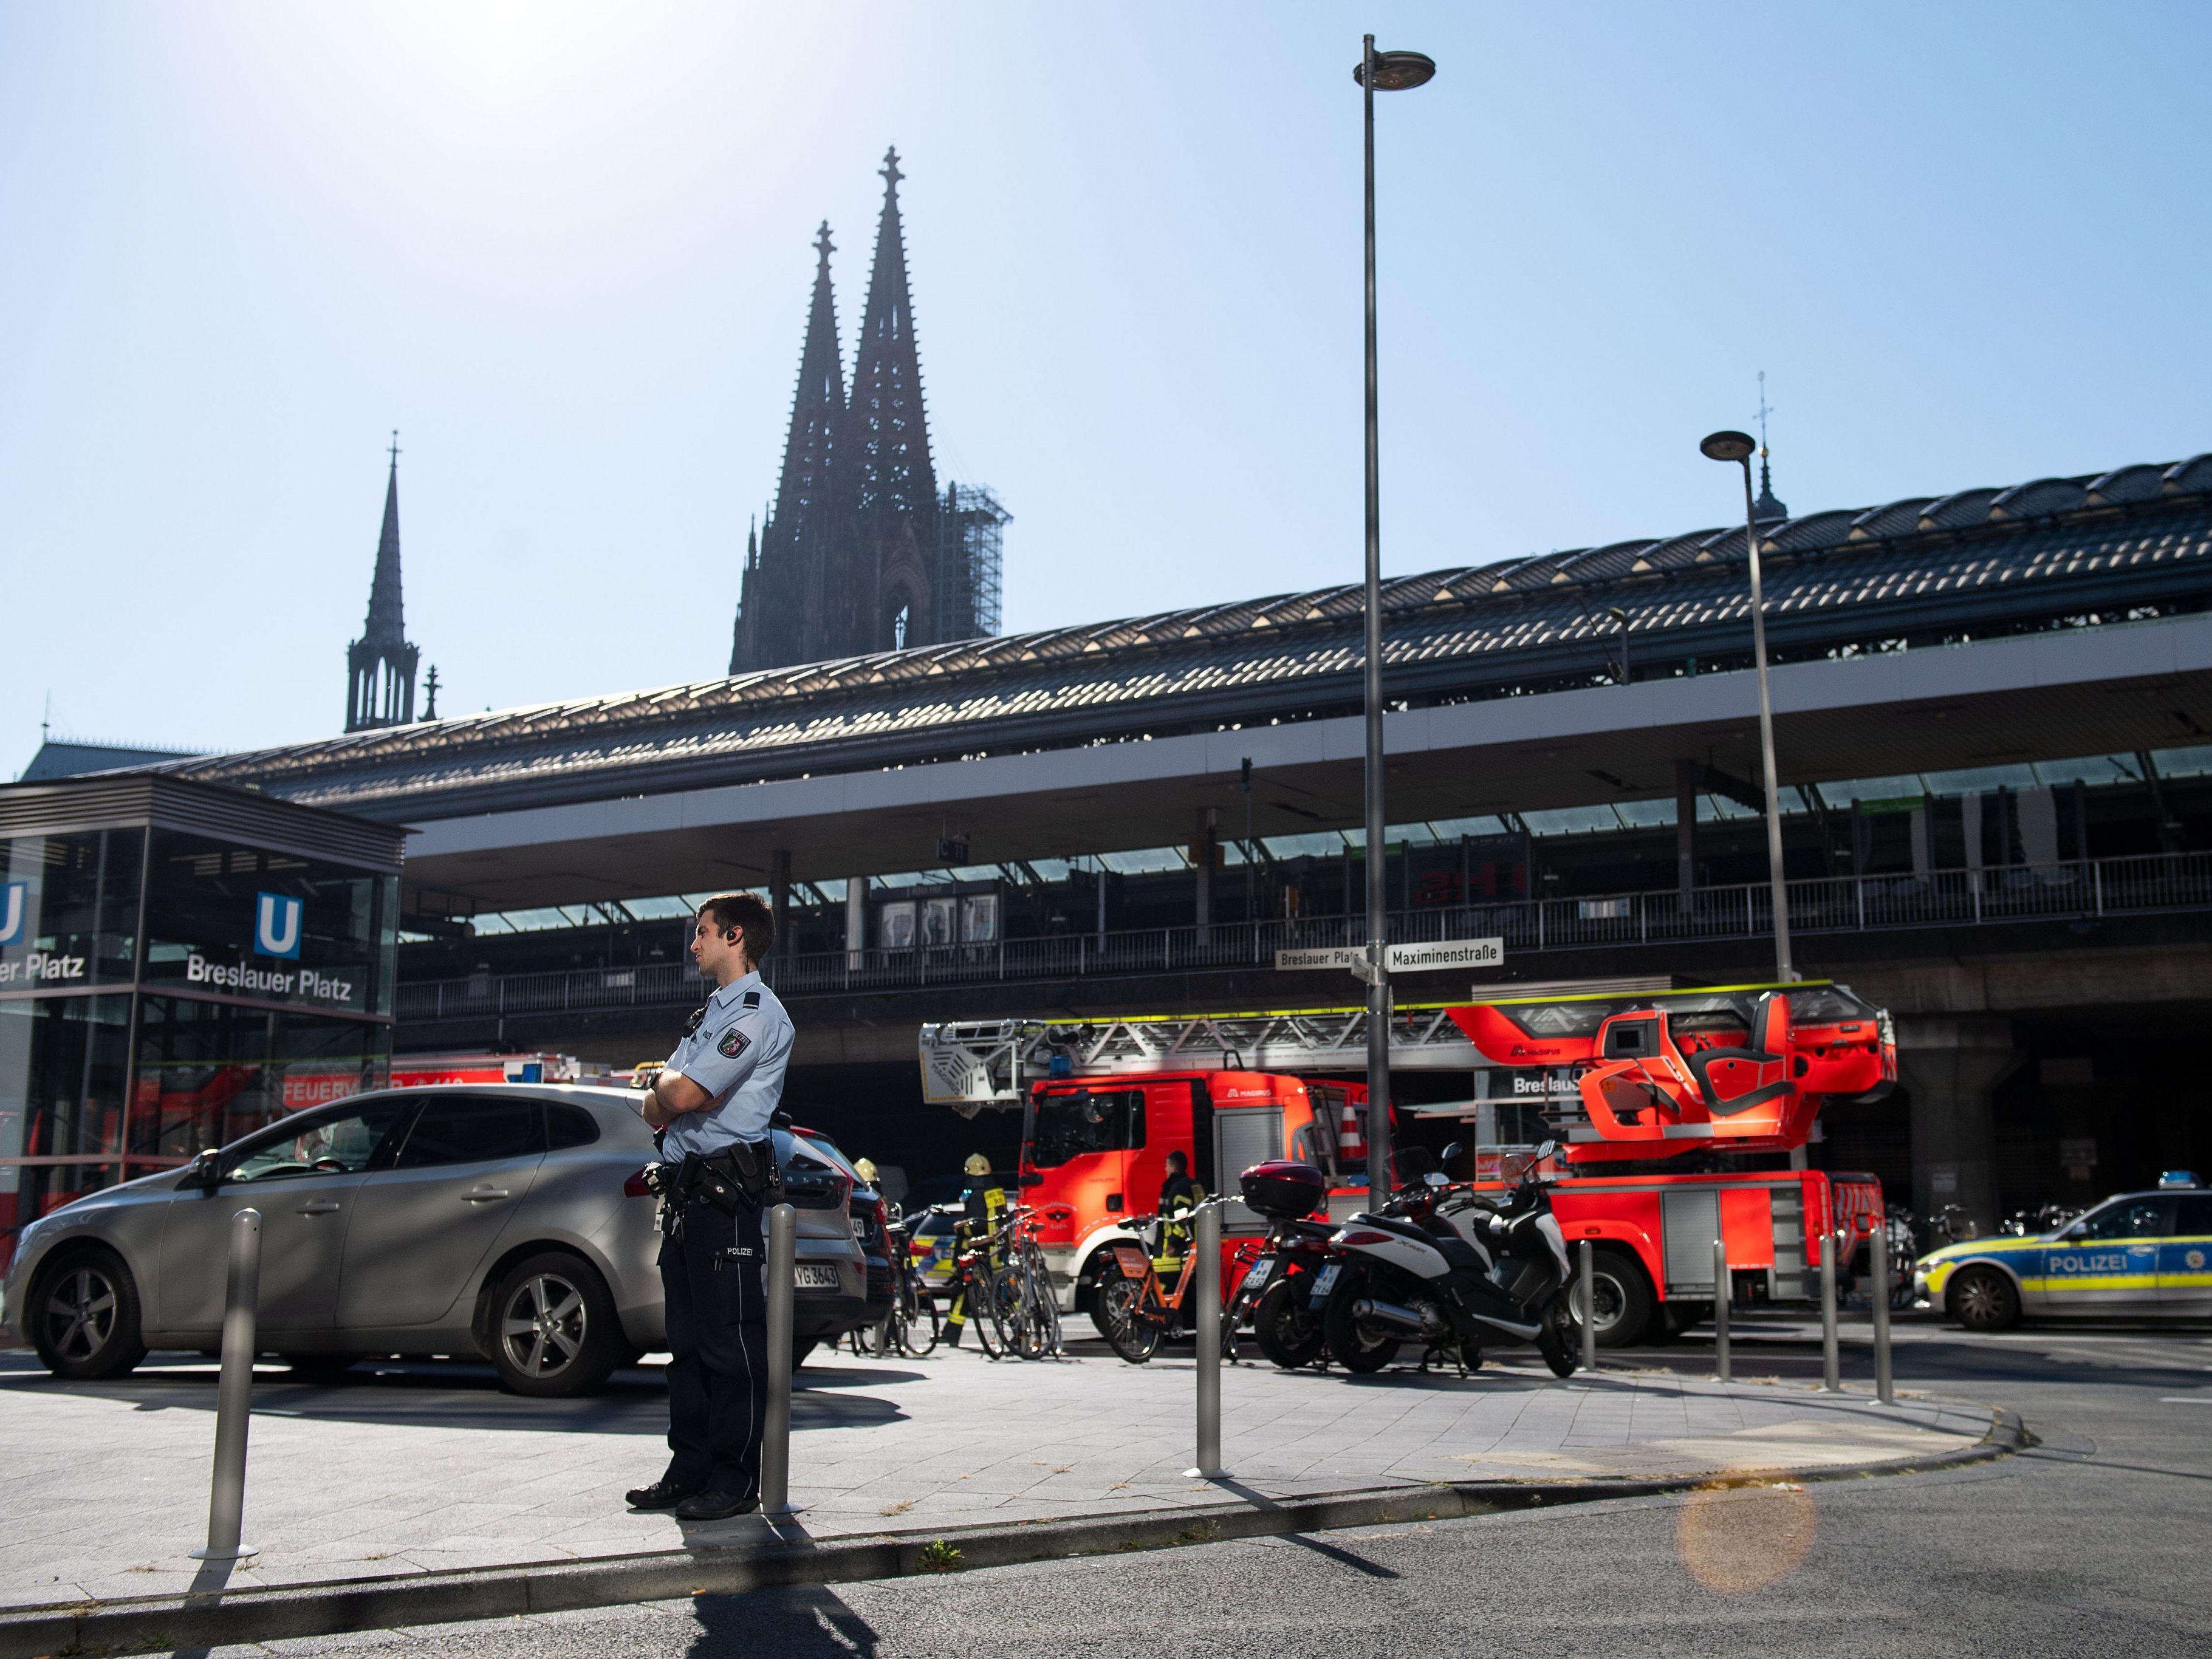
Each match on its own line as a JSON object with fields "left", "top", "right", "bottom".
{"left": 624, "top": 892, "right": 793, "bottom": 1521}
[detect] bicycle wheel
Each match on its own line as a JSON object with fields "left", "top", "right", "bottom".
{"left": 1097, "top": 1270, "right": 1161, "bottom": 1364}
{"left": 1023, "top": 1244, "right": 1063, "bottom": 1357}
{"left": 899, "top": 1273, "right": 940, "bottom": 1358}
{"left": 988, "top": 1265, "right": 1037, "bottom": 1358}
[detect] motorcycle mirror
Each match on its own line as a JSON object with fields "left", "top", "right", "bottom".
{"left": 1533, "top": 1139, "right": 1559, "bottom": 1164}
{"left": 1439, "top": 1141, "right": 1463, "bottom": 1165}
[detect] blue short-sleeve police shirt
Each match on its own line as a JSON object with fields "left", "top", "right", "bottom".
{"left": 656, "top": 971, "right": 793, "bottom": 1158}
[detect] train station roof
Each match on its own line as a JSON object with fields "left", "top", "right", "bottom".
{"left": 143, "top": 453, "right": 2212, "bottom": 824}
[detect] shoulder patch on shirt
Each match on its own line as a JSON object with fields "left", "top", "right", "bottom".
{"left": 741, "top": 990, "right": 761, "bottom": 1008}
{"left": 717, "top": 1028, "right": 751, "bottom": 1059}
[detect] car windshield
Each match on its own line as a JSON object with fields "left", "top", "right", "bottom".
{"left": 2072, "top": 1198, "right": 2169, "bottom": 1240}
{"left": 225, "top": 1100, "right": 416, "bottom": 1183}
{"left": 1028, "top": 1088, "right": 1145, "bottom": 1168}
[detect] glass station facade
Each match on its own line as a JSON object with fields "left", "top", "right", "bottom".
{"left": 0, "top": 778, "right": 403, "bottom": 1266}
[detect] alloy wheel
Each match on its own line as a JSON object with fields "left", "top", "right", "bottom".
{"left": 44, "top": 1266, "right": 118, "bottom": 1361}
{"left": 501, "top": 1273, "right": 587, "bottom": 1379}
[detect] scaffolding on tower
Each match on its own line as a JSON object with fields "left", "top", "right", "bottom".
{"left": 939, "top": 481, "right": 1008, "bottom": 641}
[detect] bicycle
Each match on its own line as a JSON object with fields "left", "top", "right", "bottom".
{"left": 987, "top": 1205, "right": 1063, "bottom": 1360}
{"left": 942, "top": 1209, "right": 1008, "bottom": 1358}
{"left": 877, "top": 1208, "right": 942, "bottom": 1357}
{"left": 1095, "top": 1207, "right": 1230, "bottom": 1365}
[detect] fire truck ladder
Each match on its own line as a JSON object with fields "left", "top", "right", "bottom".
{"left": 918, "top": 1003, "right": 1481, "bottom": 1113}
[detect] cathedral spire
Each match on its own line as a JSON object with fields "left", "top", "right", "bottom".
{"left": 734, "top": 224, "right": 849, "bottom": 674}
{"left": 847, "top": 147, "right": 937, "bottom": 530}
{"left": 346, "top": 433, "right": 422, "bottom": 731}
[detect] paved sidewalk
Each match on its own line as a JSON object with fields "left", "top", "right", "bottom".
{"left": 0, "top": 1341, "right": 1995, "bottom": 1612}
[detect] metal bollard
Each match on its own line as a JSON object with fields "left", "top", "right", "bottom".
{"left": 760, "top": 1203, "right": 797, "bottom": 1517}
{"left": 191, "top": 1208, "right": 262, "bottom": 1561}
{"left": 1819, "top": 1226, "right": 1843, "bottom": 1393}
{"left": 1712, "top": 1236, "right": 1730, "bottom": 1384}
{"left": 1871, "top": 1223, "right": 1895, "bottom": 1406}
{"left": 1187, "top": 1203, "right": 1224, "bottom": 1479}
{"left": 1578, "top": 1239, "right": 1597, "bottom": 1374}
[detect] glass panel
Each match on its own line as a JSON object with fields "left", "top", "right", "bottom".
{"left": 2148, "top": 745, "right": 2212, "bottom": 780}
{"left": 1027, "top": 1088, "right": 1146, "bottom": 1168}
{"left": 1818, "top": 775, "right": 1927, "bottom": 807}
{"left": 1920, "top": 764, "right": 2041, "bottom": 797}
{"left": 2075, "top": 1199, "right": 2169, "bottom": 1240}
{"left": 0, "top": 994, "right": 132, "bottom": 1263}
{"left": 393, "top": 1095, "right": 542, "bottom": 1167}
{"left": 224, "top": 1097, "right": 417, "bottom": 1182}
{"left": 141, "top": 830, "right": 396, "bottom": 1017}
{"left": 546, "top": 1103, "right": 601, "bottom": 1149}
{"left": 0, "top": 827, "right": 143, "bottom": 989}
{"left": 1519, "top": 806, "right": 1623, "bottom": 836}
{"left": 128, "top": 995, "right": 392, "bottom": 1165}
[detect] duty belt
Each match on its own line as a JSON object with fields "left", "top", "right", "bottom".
{"left": 655, "top": 1142, "right": 778, "bottom": 1239}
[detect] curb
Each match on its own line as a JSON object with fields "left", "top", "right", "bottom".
{"left": 1, "top": 1408, "right": 2027, "bottom": 1658}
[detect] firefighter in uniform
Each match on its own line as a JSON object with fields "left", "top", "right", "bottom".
{"left": 623, "top": 892, "right": 793, "bottom": 1520}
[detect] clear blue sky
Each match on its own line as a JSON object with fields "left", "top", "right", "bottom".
{"left": 5, "top": 3, "right": 2208, "bottom": 777}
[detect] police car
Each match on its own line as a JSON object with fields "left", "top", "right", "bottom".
{"left": 1916, "top": 1174, "right": 2212, "bottom": 1330}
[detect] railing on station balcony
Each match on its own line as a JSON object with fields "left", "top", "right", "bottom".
{"left": 395, "top": 847, "right": 2212, "bottom": 1022}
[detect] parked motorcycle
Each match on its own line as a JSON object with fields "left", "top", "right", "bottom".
{"left": 1229, "top": 1160, "right": 1345, "bottom": 1369}
{"left": 1321, "top": 1141, "right": 1579, "bottom": 1379}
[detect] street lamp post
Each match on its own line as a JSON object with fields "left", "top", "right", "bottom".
{"left": 1700, "top": 429, "right": 1794, "bottom": 982}
{"left": 1356, "top": 36, "right": 1434, "bottom": 1198}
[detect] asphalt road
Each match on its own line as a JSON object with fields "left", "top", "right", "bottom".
{"left": 199, "top": 1321, "right": 2212, "bottom": 1659}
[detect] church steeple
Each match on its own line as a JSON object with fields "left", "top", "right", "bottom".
{"left": 847, "top": 148, "right": 937, "bottom": 533}
{"left": 346, "top": 434, "right": 422, "bottom": 731}
{"left": 733, "top": 224, "right": 848, "bottom": 674}
{"left": 1752, "top": 370, "right": 1789, "bottom": 522}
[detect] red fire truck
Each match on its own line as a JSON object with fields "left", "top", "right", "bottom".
{"left": 919, "top": 980, "right": 1897, "bottom": 1345}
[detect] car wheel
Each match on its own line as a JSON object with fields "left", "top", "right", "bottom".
{"left": 1948, "top": 1265, "right": 2021, "bottom": 1332}
{"left": 488, "top": 1253, "right": 623, "bottom": 1397}
{"left": 1571, "top": 1247, "right": 1654, "bottom": 1349}
{"left": 32, "top": 1249, "right": 147, "bottom": 1381}
{"left": 281, "top": 1354, "right": 360, "bottom": 1384}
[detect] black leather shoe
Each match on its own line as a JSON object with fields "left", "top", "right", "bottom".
{"left": 625, "top": 1479, "right": 700, "bottom": 1511}
{"left": 674, "top": 1487, "right": 760, "bottom": 1521}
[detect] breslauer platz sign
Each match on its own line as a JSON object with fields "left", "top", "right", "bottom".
{"left": 1275, "top": 937, "right": 1504, "bottom": 974}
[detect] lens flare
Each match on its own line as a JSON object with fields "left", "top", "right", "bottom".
{"left": 1675, "top": 1482, "right": 1818, "bottom": 1595}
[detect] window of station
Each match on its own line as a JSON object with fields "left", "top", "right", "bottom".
{"left": 0, "top": 827, "right": 144, "bottom": 990}
{"left": 0, "top": 994, "right": 134, "bottom": 1239}
{"left": 141, "top": 830, "right": 397, "bottom": 1017}
{"left": 127, "top": 994, "right": 391, "bottom": 1166}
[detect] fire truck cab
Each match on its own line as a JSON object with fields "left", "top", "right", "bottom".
{"left": 1017, "top": 1070, "right": 1374, "bottom": 1317}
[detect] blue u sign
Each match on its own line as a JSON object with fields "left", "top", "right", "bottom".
{"left": 254, "top": 892, "right": 304, "bottom": 960}
{"left": 0, "top": 882, "right": 24, "bottom": 946}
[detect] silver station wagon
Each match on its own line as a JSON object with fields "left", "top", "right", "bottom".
{"left": 2, "top": 1084, "right": 869, "bottom": 1395}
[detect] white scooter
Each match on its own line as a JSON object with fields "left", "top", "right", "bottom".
{"left": 1320, "top": 1140, "right": 1578, "bottom": 1377}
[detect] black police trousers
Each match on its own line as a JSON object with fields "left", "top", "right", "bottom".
{"left": 659, "top": 1191, "right": 769, "bottom": 1498}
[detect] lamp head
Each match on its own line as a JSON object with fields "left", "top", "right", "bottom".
{"left": 1354, "top": 50, "right": 1437, "bottom": 91}
{"left": 1700, "top": 430, "right": 1756, "bottom": 464}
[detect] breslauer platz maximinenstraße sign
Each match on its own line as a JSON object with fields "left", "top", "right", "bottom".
{"left": 1275, "top": 938, "right": 1504, "bottom": 974}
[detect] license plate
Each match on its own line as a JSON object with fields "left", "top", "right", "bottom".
{"left": 1310, "top": 1264, "right": 1340, "bottom": 1303}
{"left": 793, "top": 1264, "right": 840, "bottom": 1289}
{"left": 1241, "top": 1256, "right": 1275, "bottom": 1292}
